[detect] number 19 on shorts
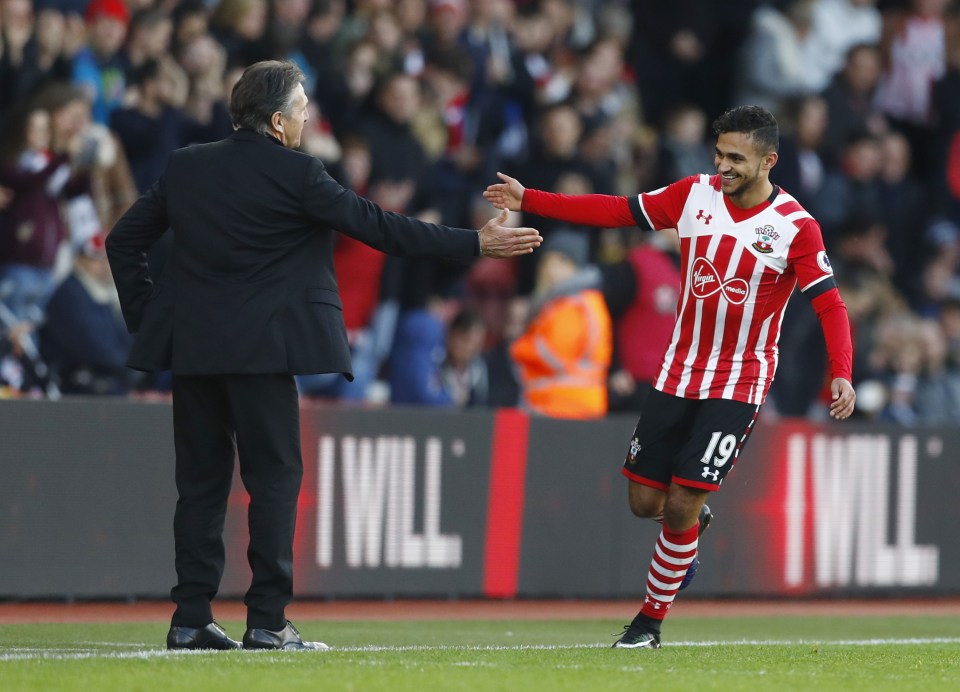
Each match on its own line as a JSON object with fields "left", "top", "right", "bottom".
{"left": 700, "top": 431, "right": 737, "bottom": 467}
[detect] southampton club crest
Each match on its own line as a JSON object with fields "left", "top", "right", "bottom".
{"left": 752, "top": 224, "right": 780, "bottom": 254}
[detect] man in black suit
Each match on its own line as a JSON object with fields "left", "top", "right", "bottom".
{"left": 106, "top": 60, "right": 541, "bottom": 651}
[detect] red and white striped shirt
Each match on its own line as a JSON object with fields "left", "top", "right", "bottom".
{"left": 523, "top": 174, "right": 850, "bottom": 406}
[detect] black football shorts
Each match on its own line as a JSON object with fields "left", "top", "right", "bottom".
{"left": 622, "top": 388, "right": 760, "bottom": 492}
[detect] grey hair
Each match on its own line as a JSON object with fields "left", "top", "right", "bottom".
{"left": 229, "top": 60, "right": 305, "bottom": 135}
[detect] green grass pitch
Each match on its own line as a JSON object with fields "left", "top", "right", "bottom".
{"left": 2, "top": 615, "right": 959, "bottom": 691}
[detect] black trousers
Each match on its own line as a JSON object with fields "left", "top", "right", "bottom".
{"left": 169, "top": 373, "right": 302, "bottom": 630}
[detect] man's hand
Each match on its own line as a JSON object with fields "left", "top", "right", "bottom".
{"left": 829, "top": 378, "right": 856, "bottom": 420}
{"left": 478, "top": 208, "right": 541, "bottom": 258}
{"left": 483, "top": 172, "right": 526, "bottom": 212}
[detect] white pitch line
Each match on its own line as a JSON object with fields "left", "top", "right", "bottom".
{"left": 1, "top": 638, "right": 959, "bottom": 661}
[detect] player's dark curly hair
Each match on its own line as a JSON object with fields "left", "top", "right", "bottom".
{"left": 712, "top": 105, "right": 779, "bottom": 154}
{"left": 230, "top": 60, "right": 305, "bottom": 136}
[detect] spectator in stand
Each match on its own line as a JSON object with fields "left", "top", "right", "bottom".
{"left": 774, "top": 96, "right": 830, "bottom": 211}
{"left": 0, "top": 0, "right": 79, "bottom": 115}
{"left": 176, "top": 29, "right": 227, "bottom": 99}
{"left": 123, "top": 7, "right": 174, "bottom": 77}
{"left": 314, "top": 38, "right": 380, "bottom": 139}
{"left": 931, "top": 7, "right": 960, "bottom": 222}
{"left": 421, "top": 44, "right": 483, "bottom": 228}
{"left": 2, "top": 0, "right": 958, "bottom": 409}
{"left": 735, "top": 0, "right": 823, "bottom": 118}
{"left": 424, "top": 0, "right": 469, "bottom": 52}
{"left": 179, "top": 58, "right": 238, "bottom": 146}
{"left": 938, "top": 296, "right": 960, "bottom": 368}
{"left": 863, "top": 309, "right": 960, "bottom": 425}
{"left": 365, "top": 7, "right": 405, "bottom": 68}
{"left": 0, "top": 311, "right": 53, "bottom": 397}
{"left": 209, "top": 0, "right": 268, "bottom": 67}
{"left": 439, "top": 306, "right": 489, "bottom": 407}
{"left": 389, "top": 301, "right": 491, "bottom": 408}
{"left": 298, "top": 135, "right": 393, "bottom": 402}
{"left": 510, "top": 229, "right": 612, "bottom": 419}
{"left": 34, "top": 81, "right": 137, "bottom": 239}
{"left": 0, "top": 0, "right": 42, "bottom": 116}
{"left": 913, "top": 317, "right": 960, "bottom": 422}
{"left": 170, "top": 1, "right": 210, "bottom": 56}
{"left": 807, "top": 0, "right": 882, "bottom": 91}
{"left": 776, "top": 215, "right": 898, "bottom": 418}
{"left": 109, "top": 59, "right": 197, "bottom": 194}
{"left": 34, "top": 1, "right": 81, "bottom": 83}
{"left": 821, "top": 43, "right": 887, "bottom": 160}
{"left": 514, "top": 103, "right": 594, "bottom": 231}
{"left": 360, "top": 71, "right": 433, "bottom": 213}
{"left": 456, "top": 0, "right": 518, "bottom": 127}
{"left": 361, "top": 71, "right": 463, "bottom": 313}
{"left": 878, "top": 130, "right": 929, "bottom": 301}
{"left": 483, "top": 293, "right": 526, "bottom": 408}
{"left": 570, "top": 37, "right": 635, "bottom": 139}
{"left": 463, "top": 192, "right": 520, "bottom": 346}
{"left": 652, "top": 104, "right": 715, "bottom": 190}
{"left": 393, "top": 0, "right": 434, "bottom": 78}
{"left": 507, "top": 99, "right": 613, "bottom": 295}
{"left": 508, "top": 3, "right": 556, "bottom": 110}
{"left": 387, "top": 296, "right": 457, "bottom": 406}
{"left": 259, "top": 0, "right": 316, "bottom": 92}
{"left": 72, "top": 0, "right": 130, "bottom": 125}
{"left": 38, "top": 232, "right": 132, "bottom": 394}
{"left": 815, "top": 131, "right": 886, "bottom": 236}
{"left": 334, "top": 0, "right": 393, "bottom": 55}
{"left": 299, "top": 0, "right": 346, "bottom": 81}
{"left": 0, "top": 102, "right": 89, "bottom": 320}
{"left": 830, "top": 215, "right": 896, "bottom": 282}
{"left": 602, "top": 231, "right": 681, "bottom": 412}
{"left": 915, "top": 238, "right": 960, "bottom": 318}
{"left": 423, "top": 28, "right": 534, "bottom": 225}
{"left": 875, "top": 0, "right": 957, "bottom": 181}
{"left": 630, "top": 1, "right": 752, "bottom": 126}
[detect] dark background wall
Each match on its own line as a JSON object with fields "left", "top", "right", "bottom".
{"left": 1, "top": 400, "right": 957, "bottom": 599}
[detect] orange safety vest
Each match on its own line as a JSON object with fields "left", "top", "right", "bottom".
{"left": 510, "top": 288, "right": 612, "bottom": 419}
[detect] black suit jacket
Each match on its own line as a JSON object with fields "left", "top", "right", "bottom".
{"left": 106, "top": 129, "right": 479, "bottom": 375}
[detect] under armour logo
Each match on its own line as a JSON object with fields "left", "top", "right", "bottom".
{"left": 702, "top": 467, "right": 720, "bottom": 481}
{"left": 691, "top": 257, "right": 750, "bottom": 305}
{"left": 696, "top": 210, "right": 712, "bottom": 224}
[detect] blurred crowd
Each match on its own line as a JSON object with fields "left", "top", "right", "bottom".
{"left": 2, "top": 0, "right": 960, "bottom": 424}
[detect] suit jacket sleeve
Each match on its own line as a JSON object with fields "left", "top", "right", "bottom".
{"left": 105, "top": 178, "right": 169, "bottom": 333}
{"left": 300, "top": 158, "right": 480, "bottom": 258}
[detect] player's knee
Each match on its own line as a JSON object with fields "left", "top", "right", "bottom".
{"left": 662, "top": 487, "right": 707, "bottom": 530}
{"left": 627, "top": 488, "right": 664, "bottom": 518}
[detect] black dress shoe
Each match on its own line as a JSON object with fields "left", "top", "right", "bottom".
{"left": 167, "top": 622, "right": 241, "bottom": 650}
{"left": 242, "top": 621, "right": 329, "bottom": 651}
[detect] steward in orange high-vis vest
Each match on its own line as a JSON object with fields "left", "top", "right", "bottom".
{"left": 511, "top": 231, "right": 612, "bottom": 419}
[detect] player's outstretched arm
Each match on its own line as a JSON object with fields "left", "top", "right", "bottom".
{"left": 483, "top": 172, "right": 525, "bottom": 212}
{"left": 477, "top": 208, "right": 542, "bottom": 258}
{"left": 829, "top": 378, "right": 856, "bottom": 420}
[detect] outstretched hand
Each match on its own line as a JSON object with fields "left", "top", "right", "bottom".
{"left": 478, "top": 208, "right": 541, "bottom": 258}
{"left": 829, "top": 378, "right": 856, "bottom": 420}
{"left": 483, "top": 172, "right": 526, "bottom": 212}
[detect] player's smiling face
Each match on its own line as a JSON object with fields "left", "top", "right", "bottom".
{"left": 714, "top": 132, "right": 775, "bottom": 204}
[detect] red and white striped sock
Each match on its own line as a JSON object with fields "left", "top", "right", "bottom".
{"left": 639, "top": 522, "right": 699, "bottom": 621}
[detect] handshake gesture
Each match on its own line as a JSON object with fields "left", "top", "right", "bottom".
{"left": 476, "top": 173, "right": 538, "bottom": 258}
